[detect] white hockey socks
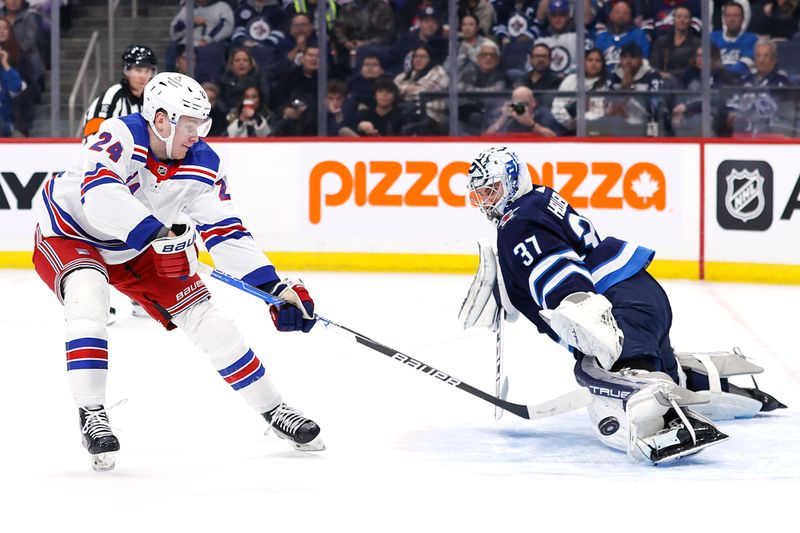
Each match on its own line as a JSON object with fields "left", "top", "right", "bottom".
{"left": 63, "top": 269, "right": 110, "bottom": 407}
{"left": 172, "top": 299, "right": 282, "bottom": 413}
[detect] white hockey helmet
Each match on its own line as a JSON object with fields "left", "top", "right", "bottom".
{"left": 142, "top": 72, "right": 212, "bottom": 158}
{"left": 468, "top": 146, "right": 533, "bottom": 224}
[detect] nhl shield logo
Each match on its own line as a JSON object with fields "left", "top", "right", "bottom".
{"left": 724, "top": 169, "right": 765, "bottom": 222}
{"left": 716, "top": 160, "right": 773, "bottom": 231}
{"left": 157, "top": 164, "right": 168, "bottom": 177}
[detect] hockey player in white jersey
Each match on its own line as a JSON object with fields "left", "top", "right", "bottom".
{"left": 461, "top": 146, "right": 785, "bottom": 465}
{"left": 32, "top": 72, "right": 324, "bottom": 471}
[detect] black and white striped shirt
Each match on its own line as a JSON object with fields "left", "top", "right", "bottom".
{"left": 82, "top": 80, "right": 143, "bottom": 138}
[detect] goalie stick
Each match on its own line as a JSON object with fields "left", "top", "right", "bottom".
{"left": 198, "top": 263, "right": 591, "bottom": 420}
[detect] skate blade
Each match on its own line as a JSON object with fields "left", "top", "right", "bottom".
{"left": 294, "top": 436, "right": 325, "bottom": 452}
{"left": 91, "top": 452, "right": 116, "bottom": 472}
{"left": 650, "top": 434, "right": 731, "bottom": 465}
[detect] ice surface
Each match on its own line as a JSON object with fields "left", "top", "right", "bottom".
{"left": 1, "top": 270, "right": 798, "bottom": 531}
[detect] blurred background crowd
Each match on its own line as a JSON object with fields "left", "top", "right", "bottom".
{"left": 2, "top": 0, "right": 800, "bottom": 139}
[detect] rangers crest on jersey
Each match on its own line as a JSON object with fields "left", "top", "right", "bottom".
{"left": 724, "top": 168, "right": 765, "bottom": 222}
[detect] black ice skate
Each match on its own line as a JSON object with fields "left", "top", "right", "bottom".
{"left": 728, "top": 381, "right": 788, "bottom": 413}
{"left": 637, "top": 408, "right": 729, "bottom": 465}
{"left": 79, "top": 406, "right": 120, "bottom": 471}
{"left": 263, "top": 403, "right": 325, "bottom": 452}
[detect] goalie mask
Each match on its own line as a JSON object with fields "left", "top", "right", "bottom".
{"left": 468, "top": 146, "right": 533, "bottom": 225}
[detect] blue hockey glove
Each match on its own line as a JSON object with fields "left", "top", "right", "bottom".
{"left": 261, "top": 278, "right": 316, "bottom": 333}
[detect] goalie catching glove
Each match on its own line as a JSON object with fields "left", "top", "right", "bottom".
{"left": 150, "top": 222, "right": 198, "bottom": 278}
{"left": 540, "top": 292, "right": 624, "bottom": 370}
{"left": 260, "top": 278, "right": 316, "bottom": 333}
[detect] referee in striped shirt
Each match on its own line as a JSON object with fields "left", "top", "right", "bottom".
{"left": 82, "top": 45, "right": 158, "bottom": 138}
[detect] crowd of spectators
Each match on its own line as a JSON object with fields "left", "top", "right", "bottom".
{"left": 1, "top": 0, "right": 65, "bottom": 137}
{"left": 3, "top": 0, "right": 800, "bottom": 137}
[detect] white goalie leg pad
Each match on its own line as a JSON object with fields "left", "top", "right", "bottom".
{"left": 459, "top": 239, "right": 499, "bottom": 330}
{"left": 172, "top": 299, "right": 282, "bottom": 413}
{"left": 541, "top": 292, "right": 624, "bottom": 369}
{"left": 63, "top": 269, "right": 110, "bottom": 407}
{"left": 675, "top": 348, "right": 765, "bottom": 420}
{"left": 626, "top": 380, "right": 728, "bottom": 465}
{"left": 459, "top": 240, "right": 520, "bottom": 330}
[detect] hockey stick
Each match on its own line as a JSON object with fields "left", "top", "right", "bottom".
{"left": 198, "top": 263, "right": 592, "bottom": 420}
{"left": 494, "top": 309, "right": 509, "bottom": 421}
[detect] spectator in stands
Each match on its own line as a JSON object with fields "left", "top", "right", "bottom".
{"left": 351, "top": 75, "right": 404, "bottom": 136}
{"left": 728, "top": 37, "right": 794, "bottom": 135}
{"left": 607, "top": 42, "right": 665, "bottom": 128}
{"left": 458, "top": 0, "right": 496, "bottom": 37}
{"left": 535, "top": 0, "right": 594, "bottom": 26}
{"left": 671, "top": 45, "right": 741, "bottom": 135}
{"left": 170, "top": 0, "right": 234, "bottom": 48}
{"left": 0, "top": 41, "right": 24, "bottom": 137}
{"left": 640, "top": 0, "right": 702, "bottom": 39}
{"left": 748, "top": 0, "right": 800, "bottom": 41}
{"left": 711, "top": 1, "right": 757, "bottom": 76}
{"left": 333, "top": 0, "right": 396, "bottom": 51}
{"left": 227, "top": 85, "right": 273, "bottom": 137}
{"left": 747, "top": 38, "right": 791, "bottom": 87}
{"left": 387, "top": 6, "right": 448, "bottom": 74}
{"left": 0, "top": 16, "right": 33, "bottom": 135}
{"left": 346, "top": 53, "right": 384, "bottom": 108}
{"left": 452, "top": 13, "right": 488, "bottom": 72}
{"left": 201, "top": 81, "right": 229, "bottom": 136}
{"left": 595, "top": 0, "right": 651, "bottom": 72}
{"left": 282, "top": 12, "right": 316, "bottom": 65}
{"left": 520, "top": 42, "right": 563, "bottom": 108}
{"left": 551, "top": 47, "right": 609, "bottom": 132}
{"left": 493, "top": 0, "right": 538, "bottom": 46}
{"left": 394, "top": 44, "right": 449, "bottom": 133}
{"left": 650, "top": 5, "right": 700, "bottom": 79}
{"left": 535, "top": 0, "right": 594, "bottom": 76}
{"left": 82, "top": 45, "right": 157, "bottom": 138}
{"left": 485, "top": 84, "right": 565, "bottom": 135}
{"left": 217, "top": 48, "right": 271, "bottom": 113}
{"left": 232, "top": 0, "right": 286, "bottom": 49}
{"left": 458, "top": 40, "right": 509, "bottom": 133}
{"left": 273, "top": 43, "right": 320, "bottom": 118}
{"left": 285, "top": 0, "right": 339, "bottom": 32}
{"left": 1, "top": 0, "right": 45, "bottom": 94}
{"left": 174, "top": 44, "right": 211, "bottom": 85}
{"left": 326, "top": 78, "right": 350, "bottom": 135}
{"left": 459, "top": 40, "right": 508, "bottom": 93}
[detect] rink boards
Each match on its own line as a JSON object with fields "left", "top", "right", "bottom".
{"left": 1, "top": 138, "right": 798, "bottom": 283}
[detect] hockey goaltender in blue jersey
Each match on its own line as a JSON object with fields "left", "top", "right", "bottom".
{"left": 495, "top": 183, "right": 654, "bottom": 346}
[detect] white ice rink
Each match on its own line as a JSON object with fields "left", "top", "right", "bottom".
{"left": 1, "top": 269, "right": 798, "bottom": 532}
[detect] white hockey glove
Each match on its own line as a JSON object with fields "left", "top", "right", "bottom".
{"left": 150, "top": 222, "right": 198, "bottom": 278}
{"left": 540, "top": 292, "right": 623, "bottom": 370}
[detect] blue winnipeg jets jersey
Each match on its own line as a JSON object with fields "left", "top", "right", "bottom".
{"left": 496, "top": 186, "right": 654, "bottom": 342}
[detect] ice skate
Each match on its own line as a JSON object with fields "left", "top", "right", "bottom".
{"left": 263, "top": 403, "right": 324, "bottom": 452}
{"left": 79, "top": 406, "right": 120, "bottom": 471}
{"left": 636, "top": 408, "right": 729, "bottom": 465}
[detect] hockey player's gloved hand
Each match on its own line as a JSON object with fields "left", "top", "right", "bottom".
{"left": 150, "top": 223, "right": 198, "bottom": 278}
{"left": 261, "top": 278, "right": 316, "bottom": 333}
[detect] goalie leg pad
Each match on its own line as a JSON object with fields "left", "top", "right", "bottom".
{"left": 459, "top": 239, "right": 499, "bottom": 330}
{"left": 579, "top": 355, "right": 728, "bottom": 465}
{"left": 676, "top": 348, "right": 785, "bottom": 419}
